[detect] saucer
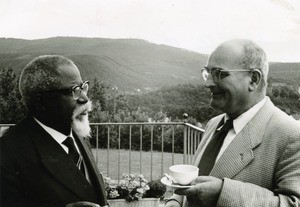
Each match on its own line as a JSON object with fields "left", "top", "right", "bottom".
{"left": 160, "top": 176, "right": 194, "bottom": 189}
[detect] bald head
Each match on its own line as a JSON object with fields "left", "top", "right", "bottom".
{"left": 204, "top": 39, "right": 269, "bottom": 117}
{"left": 210, "top": 39, "right": 269, "bottom": 93}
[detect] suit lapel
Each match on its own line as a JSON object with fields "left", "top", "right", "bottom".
{"left": 27, "top": 117, "right": 98, "bottom": 201}
{"left": 209, "top": 98, "right": 275, "bottom": 178}
{"left": 74, "top": 134, "right": 108, "bottom": 206}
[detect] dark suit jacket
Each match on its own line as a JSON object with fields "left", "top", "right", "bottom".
{"left": 0, "top": 116, "right": 108, "bottom": 207}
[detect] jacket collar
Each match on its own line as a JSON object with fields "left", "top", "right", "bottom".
{"left": 210, "top": 97, "right": 275, "bottom": 178}
{"left": 25, "top": 116, "right": 100, "bottom": 202}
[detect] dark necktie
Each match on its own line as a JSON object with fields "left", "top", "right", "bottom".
{"left": 198, "top": 118, "right": 233, "bottom": 175}
{"left": 62, "top": 137, "right": 85, "bottom": 176}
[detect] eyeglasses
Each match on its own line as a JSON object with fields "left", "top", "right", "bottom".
{"left": 42, "top": 81, "right": 89, "bottom": 100}
{"left": 201, "top": 67, "right": 253, "bottom": 82}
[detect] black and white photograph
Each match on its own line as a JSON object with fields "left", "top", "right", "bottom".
{"left": 0, "top": 0, "right": 299, "bottom": 207}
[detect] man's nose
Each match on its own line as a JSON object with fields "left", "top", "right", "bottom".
{"left": 204, "top": 73, "right": 216, "bottom": 88}
{"left": 77, "top": 91, "right": 89, "bottom": 104}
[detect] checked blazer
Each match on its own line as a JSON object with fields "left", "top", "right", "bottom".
{"left": 170, "top": 97, "right": 300, "bottom": 207}
{"left": 0, "top": 116, "right": 108, "bottom": 207}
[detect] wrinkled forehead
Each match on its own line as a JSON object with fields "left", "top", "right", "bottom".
{"left": 207, "top": 43, "right": 244, "bottom": 69}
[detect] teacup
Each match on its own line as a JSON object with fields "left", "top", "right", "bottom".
{"left": 169, "top": 164, "right": 199, "bottom": 185}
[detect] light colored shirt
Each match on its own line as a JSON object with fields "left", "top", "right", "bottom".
{"left": 34, "top": 118, "right": 79, "bottom": 153}
{"left": 34, "top": 118, "right": 89, "bottom": 180}
{"left": 199, "top": 97, "right": 267, "bottom": 163}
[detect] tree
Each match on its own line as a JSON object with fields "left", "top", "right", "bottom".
{"left": 89, "top": 78, "right": 109, "bottom": 111}
{"left": 0, "top": 67, "right": 26, "bottom": 123}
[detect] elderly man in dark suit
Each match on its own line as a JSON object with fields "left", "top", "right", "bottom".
{"left": 165, "top": 39, "right": 300, "bottom": 207}
{"left": 0, "top": 55, "right": 108, "bottom": 207}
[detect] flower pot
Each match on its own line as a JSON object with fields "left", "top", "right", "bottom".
{"left": 107, "top": 198, "right": 160, "bottom": 207}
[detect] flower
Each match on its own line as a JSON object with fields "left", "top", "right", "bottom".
{"left": 104, "top": 173, "right": 166, "bottom": 202}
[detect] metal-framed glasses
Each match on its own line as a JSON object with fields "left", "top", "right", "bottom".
{"left": 201, "top": 67, "right": 253, "bottom": 82}
{"left": 42, "top": 81, "right": 89, "bottom": 100}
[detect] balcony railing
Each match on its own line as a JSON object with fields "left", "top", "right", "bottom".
{"left": 0, "top": 122, "right": 204, "bottom": 181}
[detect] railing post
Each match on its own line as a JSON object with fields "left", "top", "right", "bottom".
{"left": 118, "top": 125, "right": 121, "bottom": 181}
{"left": 150, "top": 125, "right": 154, "bottom": 180}
{"left": 96, "top": 126, "right": 99, "bottom": 164}
{"left": 129, "top": 125, "right": 132, "bottom": 174}
{"left": 172, "top": 125, "right": 175, "bottom": 165}
{"left": 183, "top": 124, "right": 187, "bottom": 164}
{"left": 107, "top": 126, "right": 110, "bottom": 177}
{"left": 140, "top": 125, "right": 143, "bottom": 175}
{"left": 161, "top": 126, "right": 164, "bottom": 177}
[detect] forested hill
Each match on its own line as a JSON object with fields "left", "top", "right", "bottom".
{"left": 0, "top": 37, "right": 299, "bottom": 91}
{"left": 0, "top": 37, "right": 207, "bottom": 91}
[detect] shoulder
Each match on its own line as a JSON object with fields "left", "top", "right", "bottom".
{"left": 270, "top": 106, "right": 300, "bottom": 135}
{"left": 0, "top": 116, "right": 36, "bottom": 157}
{"left": 1, "top": 116, "right": 33, "bottom": 139}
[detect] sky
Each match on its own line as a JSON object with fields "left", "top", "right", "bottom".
{"left": 0, "top": 0, "right": 300, "bottom": 62}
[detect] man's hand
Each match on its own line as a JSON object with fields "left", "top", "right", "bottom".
{"left": 175, "top": 176, "right": 223, "bottom": 207}
{"left": 165, "top": 200, "right": 181, "bottom": 207}
{"left": 66, "top": 201, "right": 101, "bottom": 207}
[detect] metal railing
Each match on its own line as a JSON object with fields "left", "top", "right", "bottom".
{"left": 0, "top": 122, "right": 204, "bottom": 180}
{"left": 90, "top": 122, "right": 204, "bottom": 180}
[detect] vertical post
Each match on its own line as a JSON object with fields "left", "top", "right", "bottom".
{"left": 96, "top": 125, "right": 99, "bottom": 164}
{"left": 107, "top": 126, "right": 110, "bottom": 177}
{"left": 187, "top": 127, "right": 191, "bottom": 164}
{"left": 172, "top": 125, "right": 175, "bottom": 165}
{"left": 118, "top": 125, "right": 121, "bottom": 181}
{"left": 183, "top": 113, "right": 189, "bottom": 164}
{"left": 161, "top": 126, "right": 164, "bottom": 177}
{"left": 189, "top": 128, "right": 195, "bottom": 164}
{"left": 140, "top": 125, "right": 143, "bottom": 175}
{"left": 183, "top": 124, "right": 187, "bottom": 164}
{"left": 129, "top": 125, "right": 132, "bottom": 174}
{"left": 150, "top": 125, "right": 154, "bottom": 180}
{"left": 194, "top": 130, "right": 197, "bottom": 153}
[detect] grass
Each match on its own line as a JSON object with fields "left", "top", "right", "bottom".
{"left": 92, "top": 148, "right": 185, "bottom": 181}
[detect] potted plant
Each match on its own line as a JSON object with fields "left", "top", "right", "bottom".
{"left": 104, "top": 174, "right": 166, "bottom": 207}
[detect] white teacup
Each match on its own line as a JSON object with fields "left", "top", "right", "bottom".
{"left": 169, "top": 164, "right": 199, "bottom": 185}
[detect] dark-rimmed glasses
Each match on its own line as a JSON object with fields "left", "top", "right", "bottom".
{"left": 41, "top": 81, "right": 89, "bottom": 100}
{"left": 201, "top": 67, "right": 253, "bottom": 82}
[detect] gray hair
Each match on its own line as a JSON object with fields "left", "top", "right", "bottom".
{"left": 240, "top": 40, "right": 269, "bottom": 93}
{"left": 19, "top": 55, "right": 75, "bottom": 109}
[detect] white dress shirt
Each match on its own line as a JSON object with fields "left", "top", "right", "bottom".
{"left": 34, "top": 118, "right": 89, "bottom": 180}
{"left": 34, "top": 118, "right": 80, "bottom": 153}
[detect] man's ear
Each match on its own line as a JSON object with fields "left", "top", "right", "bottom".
{"left": 35, "top": 94, "right": 47, "bottom": 111}
{"left": 249, "top": 69, "right": 262, "bottom": 91}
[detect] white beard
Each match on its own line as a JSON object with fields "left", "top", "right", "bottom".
{"left": 71, "top": 101, "right": 92, "bottom": 139}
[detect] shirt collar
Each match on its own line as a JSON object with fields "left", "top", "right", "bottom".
{"left": 226, "top": 97, "right": 267, "bottom": 134}
{"left": 34, "top": 117, "right": 72, "bottom": 144}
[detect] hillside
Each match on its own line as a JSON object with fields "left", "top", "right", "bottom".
{"left": 0, "top": 37, "right": 207, "bottom": 91}
{"left": 0, "top": 37, "right": 299, "bottom": 91}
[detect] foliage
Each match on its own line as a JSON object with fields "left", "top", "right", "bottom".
{"left": 0, "top": 67, "right": 26, "bottom": 123}
{"left": 127, "top": 84, "right": 222, "bottom": 125}
{"left": 1, "top": 68, "right": 299, "bottom": 153}
{"left": 104, "top": 174, "right": 166, "bottom": 202}
{"left": 267, "top": 85, "right": 300, "bottom": 115}
{"left": 144, "top": 179, "right": 167, "bottom": 199}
